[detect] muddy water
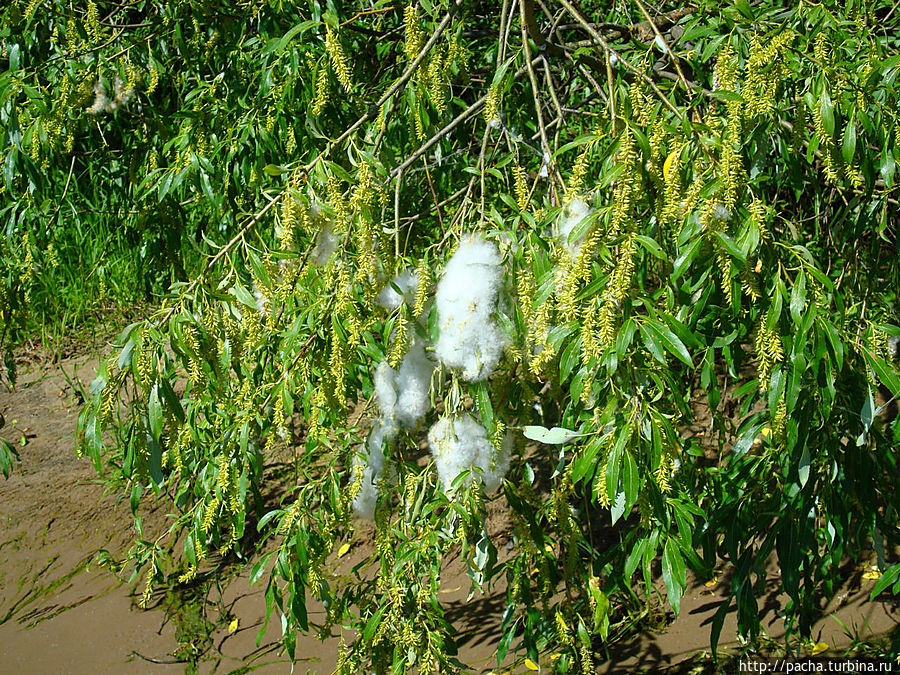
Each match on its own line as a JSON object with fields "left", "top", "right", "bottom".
{"left": 0, "top": 354, "right": 896, "bottom": 674}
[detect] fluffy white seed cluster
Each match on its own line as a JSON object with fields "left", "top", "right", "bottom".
{"left": 352, "top": 420, "right": 391, "bottom": 520}
{"left": 427, "top": 414, "right": 510, "bottom": 493}
{"left": 711, "top": 203, "right": 732, "bottom": 223}
{"left": 434, "top": 236, "right": 509, "bottom": 381}
{"left": 374, "top": 339, "right": 435, "bottom": 430}
{"left": 310, "top": 222, "right": 339, "bottom": 266}
{"left": 556, "top": 197, "right": 593, "bottom": 255}
{"left": 253, "top": 285, "right": 268, "bottom": 317}
{"left": 889, "top": 335, "right": 900, "bottom": 360}
{"left": 86, "top": 77, "right": 134, "bottom": 115}
{"left": 353, "top": 275, "right": 436, "bottom": 519}
{"left": 376, "top": 268, "right": 419, "bottom": 310}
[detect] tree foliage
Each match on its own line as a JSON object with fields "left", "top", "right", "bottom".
{"left": 3, "top": 0, "right": 900, "bottom": 670}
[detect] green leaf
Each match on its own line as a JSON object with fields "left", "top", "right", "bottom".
{"left": 231, "top": 282, "right": 257, "bottom": 309}
{"left": 610, "top": 490, "right": 626, "bottom": 525}
{"left": 159, "top": 379, "right": 185, "bottom": 424}
{"left": 713, "top": 231, "right": 747, "bottom": 263}
{"left": 522, "top": 425, "right": 583, "bottom": 444}
{"left": 841, "top": 121, "right": 856, "bottom": 165}
{"left": 635, "top": 234, "right": 667, "bottom": 261}
{"left": 710, "top": 600, "right": 731, "bottom": 654}
{"left": 856, "top": 386, "right": 875, "bottom": 446}
{"left": 819, "top": 319, "right": 844, "bottom": 371}
{"left": 871, "top": 564, "right": 900, "bottom": 599}
{"left": 363, "top": 605, "right": 389, "bottom": 643}
{"left": 819, "top": 89, "right": 835, "bottom": 137}
{"left": 640, "top": 323, "right": 666, "bottom": 364}
{"left": 662, "top": 538, "right": 685, "bottom": 616}
{"left": 148, "top": 384, "right": 163, "bottom": 441}
{"left": 798, "top": 448, "right": 811, "bottom": 487}
{"left": 589, "top": 582, "right": 610, "bottom": 638}
{"left": 881, "top": 154, "right": 896, "bottom": 188}
{"left": 645, "top": 321, "right": 693, "bottom": 367}
{"left": 672, "top": 237, "right": 703, "bottom": 281}
{"left": 623, "top": 450, "right": 640, "bottom": 514}
{"left": 0, "top": 438, "right": 19, "bottom": 479}
{"left": 276, "top": 21, "right": 314, "bottom": 52}
{"left": 864, "top": 352, "right": 900, "bottom": 398}
{"left": 571, "top": 439, "right": 601, "bottom": 484}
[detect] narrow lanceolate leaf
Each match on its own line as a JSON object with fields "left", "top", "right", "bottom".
{"left": 819, "top": 89, "right": 835, "bottom": 137}
{"left": 662, "top": 538, "right": 686, "bottom": 617}
{"left": 148, "top": 384, "right": 163, "bottom": 441}
{"left": 522, "top": 425, "right": 582, "bottom": 444}
{"left": 644, "top": 320, "right": 693, "bottom": 367}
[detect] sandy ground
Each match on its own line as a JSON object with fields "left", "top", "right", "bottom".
{"left": 0, "top": 351, "right": 897, "bottom": 674}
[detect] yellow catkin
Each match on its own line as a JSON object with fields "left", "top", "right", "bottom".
{"left": 327, "top": 176, "right": 350, "bottom": 232}
{"left": 556, "top": 611, "right": 574, "bottom": 647}
{"left": 566, "top": 143, "right": 592, "bottom": 200}
{"left": 580, "top": 297, "right": 601, "bottom": 364}
{"left": 713, "top": 44, "right": 744, "bottom": 209}
{"left": 596, "top": 233, "right": 637, "bottom": 347}
{"left": 629, "top": 83, "right": 652, "bottom": 127}
{"left": 413, "top": 258, "right": 430, "bottom": 318}
{"left": 662, "top": 142, "right": 683, "bottom": 230}
{"left": 754, "top": 318, "right": 783, "bottom": 389}
{"left": 325, "top": 27, "right": 353, "bottom": 91}
{"left": 483, "top": 84, "right": 501, "bottom": 126}
{"left": 388, "top": 306, "right": 409, "bottom": 368}
{"left": 138, "top": 566, "right": 154, "bottom": 608}
{"left": 427, "top": 48, "right": 447, "bottom": 113}
{"left": 404, "top": 4, "right": 425, "bottom": 65}
{"left": 311, "top": 66, "right": 330, "bottom": 116}
{"left": 512, "top": 165, "right": 529, "bottom": 211}
{"left": 329, "top": 331, "right": 347, "bottom": 408}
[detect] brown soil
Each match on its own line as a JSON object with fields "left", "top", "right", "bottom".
{"left": 0, "top": 351, "right": 897, "bottom": 674}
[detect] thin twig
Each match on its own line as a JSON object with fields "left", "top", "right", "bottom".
{"left": 394, "top": 169, "right": 402, "bottom": 257}
{"left": 557, "top": 0, "right": 684, "bottom": 123}
{"left": 633, "top": 0, "right": 692, "bottom": 94}
{"left": 311, "top": 0, "right": 462, "bottom": 175}
{"left": 390, "top": 93, "right": 488, "bottom": 178}
{"left": 422, "top": 158, "right": 446, "bottom": 235}
{"left": 520, "top": 0, "right": 553, "bottom": 167}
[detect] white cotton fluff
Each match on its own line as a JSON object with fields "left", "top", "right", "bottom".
{"left": 373, "top": 340, "right": 435, "bottom": 430}
{"left": 711, "top": 203, "right": 732, "bottom": 222}
{"left": 556, "top": 197, "right": 593, "bottom": 255}
{"left": 310, "top": 222, "right": 339, "bottom": 266}
{"left": 352, "top": 420, "right": 396, "bottom": 519}
{"left": 377, "top": 269, "right": 419, "bottom": 310}
{"left": 427, "top": 414, "right": 511, "bottom": 494}
{"left": 86, "top": 80, "right": 110, "bottom": 115}
{"left": 86, "top": 77, "right": 134, "bottom": 115}
{"left": 539, "top": 151, "right": 552, "bottom": 179}
{"left": 253, "top": 285, "right": 268, "bottom": 317}
{"left": 434, "top": 236, "right": 509, "bottom": 381}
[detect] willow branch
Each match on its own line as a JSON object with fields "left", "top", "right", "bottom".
{"left": 633, "top": 0, "right": 692, "bottom": 95}
{"left": 556, "top": 0, "right": 684, "bottom": 123}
